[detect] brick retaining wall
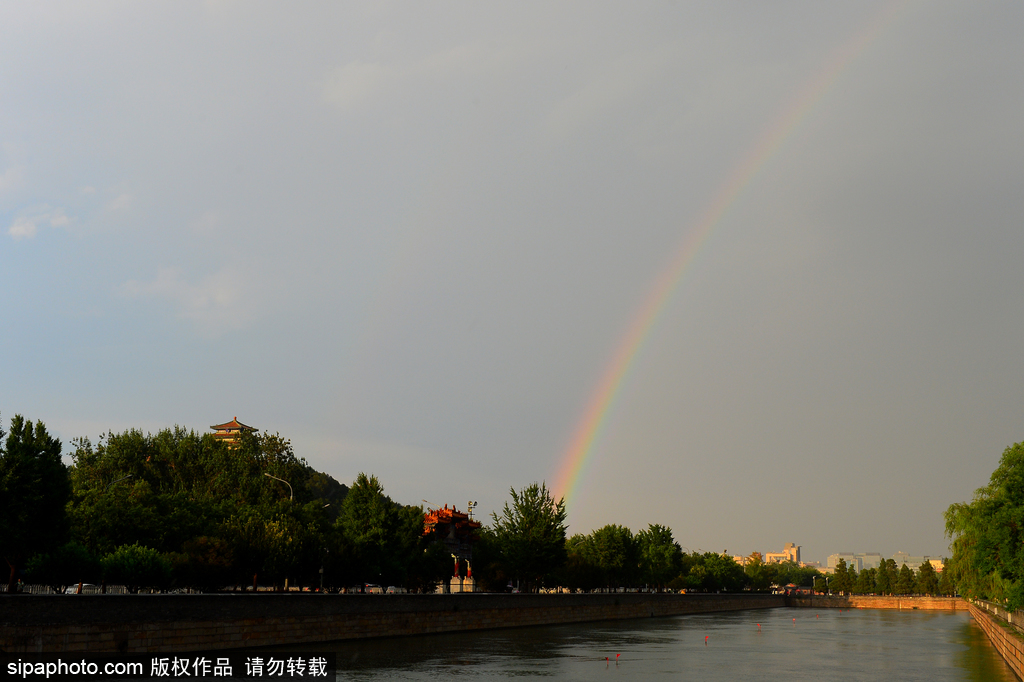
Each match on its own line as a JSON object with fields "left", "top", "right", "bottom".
{"left": 788, "top": 595, "right": 968, "bottom": 611}
{"left": 0, "top": 593, "right": 783, "bottom": 654}
{"left": 967, "top": 603, "right": 1024, "bottom": 680}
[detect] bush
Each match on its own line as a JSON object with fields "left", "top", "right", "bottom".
{"left": 101, "top": 543, "right": 172, "bottom": 592}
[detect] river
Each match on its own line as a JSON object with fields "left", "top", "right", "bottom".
{"left": 328, "top": 606, "right": 1015, "bottom": 680}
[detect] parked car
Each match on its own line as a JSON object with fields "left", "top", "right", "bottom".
{"left": 64, "top": 584, "right": 100, "bottom": 595}
{"left": 364, "top": 584, "right": 383, "bottom": 594}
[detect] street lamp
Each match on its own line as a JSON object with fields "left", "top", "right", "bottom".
{"left": 264, "top": 473, "right": 293, "bottom": 501}
{"left": 106, "top": 474, "right": 132, "bottom": 490}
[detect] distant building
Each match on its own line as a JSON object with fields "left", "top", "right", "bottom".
{"left": 892, "top": 552, "right": 944, "bottom": 572}
{"left": 210, "top": 417, "right": 257, "bottom": 445}
{"left": 857, "top": 553, "right": 883, "bottom": 570}
{"left": 765, "top": 543, "right": 800, "bottom": 564}
{"left": 828, "top": 553, "right": 861, "bottom": 571}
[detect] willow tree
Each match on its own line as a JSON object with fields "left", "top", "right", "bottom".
{"left": 945, "top": 441, "right": 1024, "bottom": 608}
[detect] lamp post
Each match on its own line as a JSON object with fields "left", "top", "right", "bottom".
{"left": 106, "top": 474, "right": 132, "bottom": 490}
{"left": 263, "top": 473, "right": 293, "bottom": 501}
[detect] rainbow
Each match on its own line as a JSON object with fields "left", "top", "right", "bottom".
{"left": 552, "top": 1, "right": 912, "bottom": 508}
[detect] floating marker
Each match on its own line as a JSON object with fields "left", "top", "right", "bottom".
{"left": 616, "top": 654, "right": 620, "bottom": 659}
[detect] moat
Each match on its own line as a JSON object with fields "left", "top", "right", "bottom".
{"left": 327, "top": 607, "right": 1014, "bottom": 680}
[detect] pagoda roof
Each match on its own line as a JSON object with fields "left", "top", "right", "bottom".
{"left": 210, "top": 417, "right": 257, "bottom": 431}
{"left": 423, "top": 504, "right": 482, "bottom": 531}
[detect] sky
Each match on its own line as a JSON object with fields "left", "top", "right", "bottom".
{"left": 2, "top": 1, "right": 1022, "bottom": 566}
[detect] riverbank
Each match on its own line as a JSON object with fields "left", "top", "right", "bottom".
{"left": 788, "top": 595, "right": 967, "bottom": 611}
{"left": 966, "top": 601, "right": 1024, "bottom": 680}
{"left": 0, "top": 593, "right": 783, "bottom": 654}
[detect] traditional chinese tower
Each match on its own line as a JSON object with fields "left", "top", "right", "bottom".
{"left": 210, "top": 417, "right": 257, "bottom": 446}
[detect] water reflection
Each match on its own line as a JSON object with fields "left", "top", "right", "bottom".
{"left": 326, "top": 607, "right": 1015, "bottom": 681}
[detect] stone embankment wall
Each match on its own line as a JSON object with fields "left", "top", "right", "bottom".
{"left": 967, "top": 602, "right": 1024, "bottom": 680}
{"left": 788, "top": 595, "right": 967, "bottom": 611}
{"left": 0, "top": 593, "right": 783, "bottom": 654}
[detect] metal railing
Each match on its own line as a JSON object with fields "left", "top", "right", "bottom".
{"left": 0, "top": 584, "right": 130, "bottom": 595}
{"left": 973, "top": 599, "right": 1024, "bottom": 637}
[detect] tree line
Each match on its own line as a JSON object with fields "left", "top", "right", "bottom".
{"left": 4, "top": 412, "right": 969, "bottom": 597}
{"left": 817, "top": 557, "right": 952, "bottom": 597}
{"left": 0, "top": 414, "right": 453, "bottom": 593}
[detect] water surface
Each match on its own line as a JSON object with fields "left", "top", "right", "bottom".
{"left": 328, "top": 607, "right": 1015, "bottom": 680}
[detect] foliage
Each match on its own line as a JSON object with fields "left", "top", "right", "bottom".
{"left": 489, "top": 482, "right": 567, "bottom": 591}
{"left": 830, "top": 559, "right": 853, "bottom": 594}
{"left": 895, "top": 564, "right": 916, "bottom": 594}
{"left": 0, "top": 415, "right": 71, "bottom": 592}
{"left": 335, "top": 473, "right": 431, "bottom": 588}
{"left": 25, "top": 542, "right": 102, "bottom": 593}
{"left": 563, "top": 525, "right": 639, "bottom": 590}
{"left": 938, "top": 562, "right": 954, "bottom": 596}
{"left": 875, "top": 558, "right": 893, "bottom": 595}
{"left": 945, "top": 441, "right": 1024, "bottom": 608}
{"left": 854, "top": 567, "right": 875, "bottom": 594}
{"left": 916, "top": 560, "right": 939, "bottom": 595}
{"left": 101, "top": 543, "right": 172, "bottom": 592}
{"left": 637, "top": 525, "right": 683, "bottom": 590}
{"left": 679, "top": 551, "right": 746, "bottom": 592}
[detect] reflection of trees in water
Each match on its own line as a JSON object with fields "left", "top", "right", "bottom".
{"left": 330, "top": 618, "right": 679, "bottom": 676}
{"left": 326, "top": 608, "right": 1019, "bottom": 680}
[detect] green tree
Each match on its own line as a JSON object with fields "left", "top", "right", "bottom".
{"left": 875, "top": 559, "right": 893, "bottom": 595}
{"left": 946, "top": 441, "right": 1024, "bottom": 608}
{"left": 917, "top": 561, "right": 939, "bottom": 595}
{"left": 744, "top": 553, "right": 772, "bottom": 592}
{"left": 101, "top": 543, "right": 172, "bottom": 593}
{"left": 831, "top": 559, "right": 852, "bottom": 594}
{"left": 854, "top": 566, "right": 875, "bottom": 594}
{"left": 584, "top": 524, "right": 640, "bottom": 588}
{"left": 684, "top": 552, "right": 746, "bottom": 592}
{"left": 637, "top": 525, "right": 682, "bottom": 591}
{"left": 895, "top": 564, "right": 916, "bottom": 594}
{"left": 490, "top": 482, "right": 567, "bottom": 591}
{"left": 938, "top": 564, "right": 955, "bottom": 596}
{"left": 25, "top": 542, "right": 102, "bottom": 593}
{"left": 562, "top": 534, "right": 603, "bottom": 592}
{"left": 846, "top": 563, "right": 859, "bottom": 593}
{"left": 335, "top": 473, "right": 425, "bottom": 589}
{"left": 0, "top": 415, "right": 71, "bottom": 592}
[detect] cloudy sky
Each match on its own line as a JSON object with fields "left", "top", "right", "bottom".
{"left": 2, "top": 1, "right": 1022, "bottom": 565}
